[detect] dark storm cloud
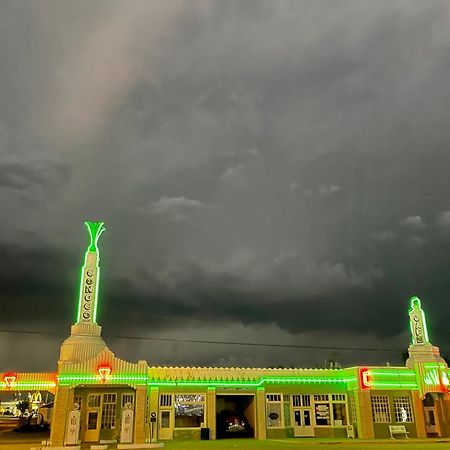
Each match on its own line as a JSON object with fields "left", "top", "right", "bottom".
{"left": 2, "top": 0, "right": 450, "bottom": 369}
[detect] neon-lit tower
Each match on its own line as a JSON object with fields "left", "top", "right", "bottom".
{"left": 77, "top": 221, "right": 105, "bottom": 324}
{"left": 59, "top": 222, "right": 108, "bottom": 365}
{"left": 406, "top": 296, "right": 446, "bottom": 369}
{"left": 409, "top": 296, "right": 430, "bottom": 346}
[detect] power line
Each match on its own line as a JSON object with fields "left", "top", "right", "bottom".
{"left": 0, "top": 328, "right": 408, "bottom": 353}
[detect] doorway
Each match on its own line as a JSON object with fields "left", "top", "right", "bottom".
{"left": 293, "top": 408, "right": 314, "bottom": 436}
{"left": 159, "top": 410, "right": 173, "bottom": 440}
{"left": 84, "top": 394, "right": 101, "bottom": 442}
{"left": 216, "top": 395, "right": 255, "bottom": 439}
{"left": 423, "top": 393, "right": 438, "bottom": 436}
{"left": 292, "top": 395, "right": 314, "bottom": 437}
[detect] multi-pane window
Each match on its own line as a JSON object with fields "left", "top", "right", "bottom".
{"left": 266, "top": 394, "right": 283, "bottom": 427}
{"left": 394, "top": 396, "right": 414, "bottom": 423}
{"left": 314, "top": 401, "right": 331, "bottom": 425}
{"left": 313, "top": 394, "right": 347, "bottom": 426}
{"left": 371, "top": 396, "right": 391, "bottom": 423}
{"left": 292, "top": 394, "right": 311, "bottom": 407}
{"left": 349, "top": 396, "right": 357, "bottom": 423}
{"left": 122, "top": 394, "right": 134, "bottom": 408}
{"left": 160, "top": 394, "right": 173, "bottom": 407}
{"left": 174, "top": 394, "right": 205, "bottom": 428}
{"left": 87, "top": 394, "right": 101, "bottom": 408}
{"left": 101, "top": 393, "right": 116, "bottom": 429}
{"left": 331, "top": 394, "right": 347, "bottom": 426}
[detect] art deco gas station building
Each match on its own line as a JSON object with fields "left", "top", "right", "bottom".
{"left": 2, "top": 222, "right": 450, "bottom": 447}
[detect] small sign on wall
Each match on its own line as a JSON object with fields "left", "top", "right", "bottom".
{"left": 120, "top": 406, "right": 134, "bottom": 443}
{"left": 65, "top": 410, "right": 81, "bottom": 445}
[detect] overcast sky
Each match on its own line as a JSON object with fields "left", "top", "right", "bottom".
{"left": 2, "top": 0, "right": 450, "bottom": 371}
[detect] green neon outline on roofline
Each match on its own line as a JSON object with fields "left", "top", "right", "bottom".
{"left": 369, "top": 371, "right": 416, "bottom": 376}
{"left": 58, "top": 375, "right": 148, "bottom": 382}
{"left": 369, "top": 382, "right": 418, "bottom": 388}
{"left": 0, "top": 382, "right": 56, "bottom": 389}
{"left": 57, "top": 375, "right": 356, "bottom": 386}
{"left": 147, "top": 376, "right": 356, "bottom": 387}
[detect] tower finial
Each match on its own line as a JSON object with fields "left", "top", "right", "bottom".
{"left": 85, "top": 221, "right": 105, "bottom": 252}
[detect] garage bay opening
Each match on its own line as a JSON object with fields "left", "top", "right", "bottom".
{"left": 216, "top": 394, "right": 255, "bottom": 439}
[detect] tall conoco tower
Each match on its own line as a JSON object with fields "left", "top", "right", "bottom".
{"left": 59, "top": 222, "right": 108, "bottom": 365}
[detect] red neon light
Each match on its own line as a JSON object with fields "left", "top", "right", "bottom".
{"left": 98, "top": 365, "right": 112, "bottom": 381}
{"left": 359, "top": 368, "right": 370, "bottom": 389}
{"left": 3, "top": 372, "right": 17, "bottom": 388}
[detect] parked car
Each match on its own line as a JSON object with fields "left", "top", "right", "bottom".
{"left": 217, "top": 410, "right": 253, "bottom": 438}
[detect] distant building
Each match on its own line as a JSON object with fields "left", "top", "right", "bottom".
{"left": 1, "top": 222, "right": 450, "bottom": 447}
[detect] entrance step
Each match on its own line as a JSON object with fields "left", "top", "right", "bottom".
{"left": 44, "top": 447, "right": 81, "bottom": 450}
{"left": 117, "top": 444, "right": 164, "bottom": 449}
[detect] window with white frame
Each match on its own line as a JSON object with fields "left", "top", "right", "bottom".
{"left": 266, "top": 394, "right": 283, "bottom": 427}
{"left": 101, "top": 393, "right": 117, "bottom": 429}
{"left": 331, "top": 394, "right": 347, "bottom": 426}
{"left": 314, "top": 394, "right": 330, "bottom": 426}
{"left": 174, "top": 394, "right": 205, "bottom": 428}
{"left": 292, "top": 394, "right": 311, "bottom": 407}
{"left": 371, "top": 395, "right": 391, "bottom": 423}
{"left": 394, "top": 396, "right": 414, "bottom": 423}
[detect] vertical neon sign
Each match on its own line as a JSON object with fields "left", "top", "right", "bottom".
{"left": 408, "top": 296, "right": 429, "bottom": 345}
{"left": 77, "top": 222, "right": 105, "bottom": 324}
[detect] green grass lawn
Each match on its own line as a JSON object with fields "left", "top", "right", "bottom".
{"left": 1, "top": 439, "right": 450, "bottom": 450}
{"left": 162, "top": 438, "right": 450, "bottom": 450}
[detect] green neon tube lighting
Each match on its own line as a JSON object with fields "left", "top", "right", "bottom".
{"left": 147, "top": 376, "right": 355, "bottom": 388}
{"left": 86, "top": 222, "right": 106, "bottom": 252}
{"left": 409, "top": 296, "right": 430, "bottom": 345}
{"left": 369, "top": 372, "right": 416, "bottom": 377}
{"left": 0, "top": 382, "right": 56, "bottom": 389}
{"left": 58, "top": 376, "right": 148, "bottom": 381}
{"left": 76, "top": 221, "right": 105, "bottom": 324}
{"left": 57, "top": 374, "right": 356, "bottom": 387}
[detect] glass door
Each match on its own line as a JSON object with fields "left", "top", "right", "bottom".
{"left": 159, "top": 410, "right": 173, "bottom": 440}
{"left": 84, "top": 394, "right": 101, "bottom": 442}
{"left": 293, "top": 408, "right": 314, "bottom": 437}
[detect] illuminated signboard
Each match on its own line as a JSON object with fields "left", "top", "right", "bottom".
{"left": 77, "top": 222, "right": 105, "bottom": 324}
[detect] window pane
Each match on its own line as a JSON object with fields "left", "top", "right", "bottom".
{"left": 174, "top": 401, "right": 204, "bottom": 428}
{"left": 303, "top": 410, "right": 311, "bottom": 426}
{"left": 315, "top": 403, "right": 331, "bottom": 425}
{"left": 267, "top": 403, "right": 282, "bottom": 427}
{"left": 332, "top": 403, "right": 347, "bottom": 426}
{"left": 88, "top": 412, "right": 98, "bottom": 430}
{"left": 371, "top": 396, "right": 391, "bottom": 423}
{"left": 394, "top": 396, "right": 413, "bottom": 423}
{"left": 161, "top": 411, "right": 170, "bottom": 428}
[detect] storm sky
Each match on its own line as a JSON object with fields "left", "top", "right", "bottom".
{"left": 2, "top": 0, "right": 450, "bottom": 371}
